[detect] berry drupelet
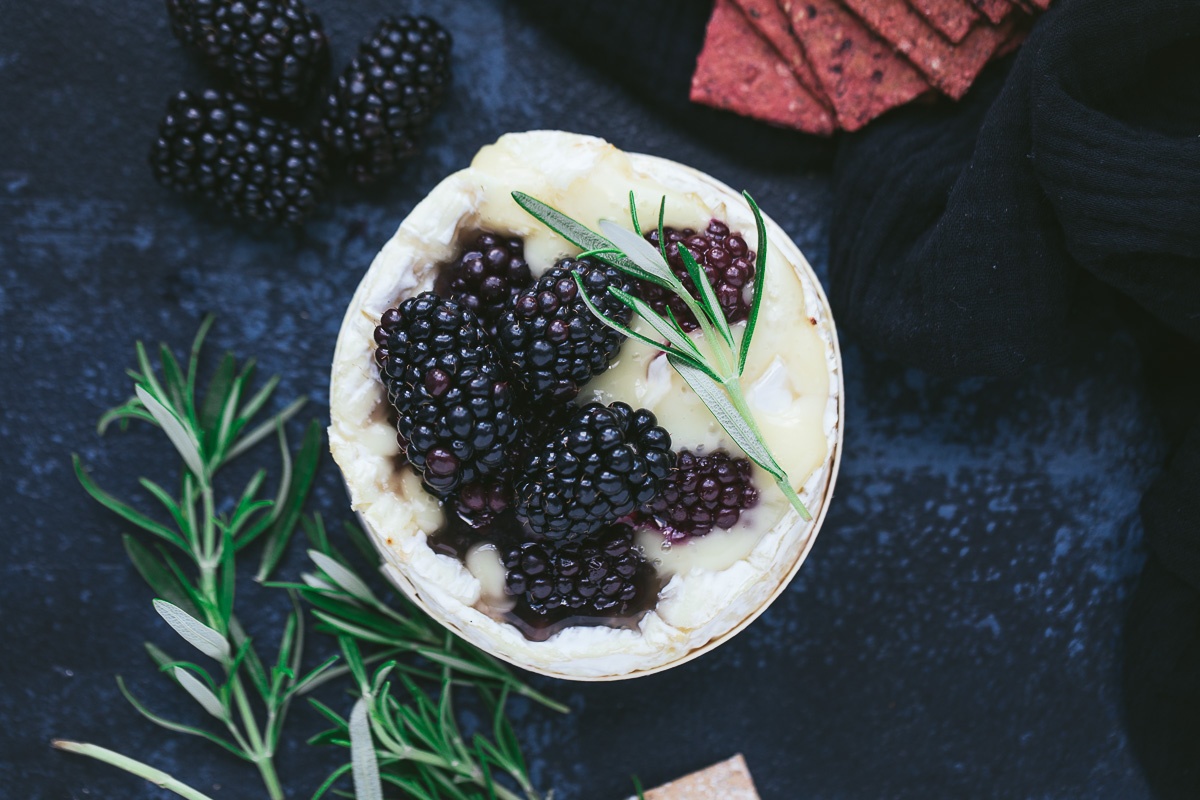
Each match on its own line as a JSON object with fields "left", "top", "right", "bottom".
{"left": 320, "top": 16, "right": 453, "bottom": 184}
{"left": 165, "top": 0, "right": 329, "bottom": 106}
{"left": 374, "top": 293, "right": 522, "bottom": 498}
{"left": 496, "top": 257, "right": 638, "bottom": 407}
{"left": 641, "top": 219, "right": 756, "bottom": 331}
{"left": 515, "top": 402, "right": 672, "bottom": 542}
{"left": 149, "top": 89, "right": 328, "bottom": 226}
{"left": 639, "top": 449, "right": 759, "bottom": 542}
{"left": 434, "top": 232, "right": 533, "bottom": 336}
{"left": 502, "top": 525, "right": 653, "bottom": 627}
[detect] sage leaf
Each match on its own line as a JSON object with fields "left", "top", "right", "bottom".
{"left": 350, "top": 697, "right": 384, "bottom": 800}
{"left": 173, "top": 668, "right": 227, "bottom": 720}
{"left": 153, "top": 599, "right": 230, "bottom": 663}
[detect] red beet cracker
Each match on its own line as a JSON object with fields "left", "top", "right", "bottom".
{"left": 906, "top": 0, "right": 980, "bottom": 43}
{"left": 841, "top": 0, "right": 1016, "bottom": 99}
{"left": 691, "top": 0, "right": 836, "bottom": 135}
{"left": 780, "top": 0, "right": 930, "bottom": 132}
{"left": 731, "top": 0, "right": 832, "bottom": 109}
{"left": 969, "top": 0, "right": 1013, "bottom": 25}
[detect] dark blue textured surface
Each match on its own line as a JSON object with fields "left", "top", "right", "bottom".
{"left": 0, "top": 1, "right": 1160, "bottom": 797}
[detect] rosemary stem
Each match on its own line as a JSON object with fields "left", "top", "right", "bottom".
{"left": 253, "top": 751, "right": 286, "bottom": 800}
{"left": 722, "top": 377, "right": 811, "bottom": 520}
{"left": 679, "top": 293, "right": 733, "bottom": 376}
{"left": 52, "top": 741, "right": 217, "bottom": 800}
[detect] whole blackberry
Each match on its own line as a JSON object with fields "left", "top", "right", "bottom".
{"left": 434, "top": 232, "right": 533, "bottom": 336}
{"left": 641, "top": 219, "right": 756, "bottom": 331}
{"left": 374, "top": 293, "right": 521, "bottom": 498}
{"left": 320, "top": 16, "right": 452, "bottom": 184}
{"left": 502, "top": 525, "right": 653, "bottom": 625}
{"left": 166, "top": 0, "right": 329, "bottom": 106}
{"left": 496, "top": 258, "right": 638, "bottom": 407}
{"left": 515, "top": 402, "right": 672, "bottom": 542}
{"left": 639, "top": 450, "right": 759, "bottom": 542}
{"left": 149, "top": 89, "right": 328, "bottom": 226}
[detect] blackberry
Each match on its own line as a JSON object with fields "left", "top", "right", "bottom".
{"left": 320, "top": 16, "right": 453, "bottom": 184}
{"left": 374, "top": 293, "right": 521, "bottom": 498}
{"left": 515, "top": 402, "right": 672, "bottom": 542}
{"left": 639, "top": 450, "right": 759, "bottom": 542}
{"left": 434, "top": 232, "right": 533, "bottom": 336}
{"left": 497, "top": 258, "right": 637, "bottom": 407}
{"left": 641, "top": 219, "right": 756, "bottom": 331}
{"left": 166, "top": 0, "right": 329, "bottom": 106}
{"left": 502, "top": 525, "right": 653, "bottom": 625}
{"left": 149, "top": 89, "right": 328, "bottom": 226}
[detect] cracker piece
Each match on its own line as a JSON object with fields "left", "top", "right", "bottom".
{"left": 691, "top": 0, "right": 837, "bottom": 135}
{"left": 841, "top": 0, "right": 1016, "bottom": 99}
{"left": 640, "top": 755, "right": 761, "bottom": 800}
{"left": 906, "top": 0, "right": 981, "bottom": 43}
{"left": 731, "top": 0, "right": 832, "bottom": 108}
{"left": 780, "top": 0, "right": 930, "bottom": 131}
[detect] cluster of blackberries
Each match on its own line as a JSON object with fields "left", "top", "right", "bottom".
{"left": 152, "top": 1, "right": 452, "bottom": 226}
{"left": 375, "top": 230, "right": 768, "bottom": 629}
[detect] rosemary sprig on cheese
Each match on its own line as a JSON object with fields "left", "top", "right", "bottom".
{"left": 512, "top": 190, "right": 812, "bottom": 521}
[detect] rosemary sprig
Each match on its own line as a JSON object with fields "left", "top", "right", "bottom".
{"left": 62, "top": 318, "right": 328, "bottom": 800}
{"left": 270, "top": 514, "right": 569, "bottom": 715}
{"left": 512, "top": 191, "right": 812, "bottom": 521}
{"left": 310, "top": 639, "right": 544, "bottom": 800}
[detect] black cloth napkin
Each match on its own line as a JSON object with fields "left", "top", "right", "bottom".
{"left": 520, "top": 0, "right": 1200, "bottom": 796}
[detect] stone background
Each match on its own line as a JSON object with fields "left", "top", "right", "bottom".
{"left": 0, "top": 1, "right": 1159, "bottom": 797}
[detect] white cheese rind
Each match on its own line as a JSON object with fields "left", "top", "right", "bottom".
{"left": 329, "top": 131, "right": 842, "bottom": 680}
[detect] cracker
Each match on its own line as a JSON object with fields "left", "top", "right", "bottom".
{"left": 640, "top": 755, "right": 761, "bottom": 800}
{"left": 968, "top": 0, "right": 1012, "bottom": 25}
{"left": 905, "top": 0, "right": 981, "bottom": 43}
{"left": 780, "top": 0, "right": 930, "bottom": 132}
{"left": 691, "top": 0, "right": 836, "bottom": 135}
{"left": 841, "top": 0, "right": 1017, "bottom": 99}
{"left": 730, "top": 0, "right": 832, "bottom": 108}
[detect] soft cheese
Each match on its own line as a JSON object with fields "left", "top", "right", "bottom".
{"left": 329, "top": 131, "right": 842, "bottom": 679}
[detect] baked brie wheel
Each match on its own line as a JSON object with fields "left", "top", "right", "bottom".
{"left": 329, "top": 131, "right": 843, "bottom": 680}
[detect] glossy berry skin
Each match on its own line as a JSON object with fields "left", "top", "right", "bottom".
{"left": 496, "top": 258, "right": 638, "bottom": 407}
{"left": 435, "top": 232, "right": 533, "bottom": 336}
{"left": 515, "top": 402, "right": 672, "bottom": 542}
{"left": 502, "top": 525, "right": 652, "bottom": 625}
{"left": 640, "top": 219, "right": 756, "bottom": 331}
{"left": 165, "top": 0, "right": 329, "bottom": 106}
{"left": 320, "top": 16, "right": 452, "bottom": 184}
{"left": 149, "top": 89, "right": 328, "bottom": 226}
{"left": 639, "top": 449, "right": 759, "bottom": 542}
{"left": 374, "top": 293, "right": 521, "bottom": 498}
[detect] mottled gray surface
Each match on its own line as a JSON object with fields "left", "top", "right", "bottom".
{"left": 0, "top": 1, "right": 1160, "bottom": 798}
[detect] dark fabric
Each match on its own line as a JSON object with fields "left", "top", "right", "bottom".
{"left": 511, "top": 0, "right": 834, "bottom": 170}
{"left": 521, "top": 0, "right": 1200, "bottom": 795}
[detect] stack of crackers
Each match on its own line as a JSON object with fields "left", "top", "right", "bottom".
{"left": 690, "top": 0, "right": 1049, "bottom": 134}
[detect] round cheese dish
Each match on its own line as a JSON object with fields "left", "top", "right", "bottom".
{"left": 329, "top": 130, "right": 843, "bottom": 680}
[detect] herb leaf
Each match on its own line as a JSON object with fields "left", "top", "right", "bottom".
{"left": 739, "top": 191, "right": 769, "bottom": 375}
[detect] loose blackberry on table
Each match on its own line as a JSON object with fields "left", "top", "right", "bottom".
{"left": 149, "top": 89, "right": 328, "bottom": 226}
{"left": 434, "top": 232, "right": 533, "bottom": 336}
{"left": 496, "top": 257, "right": 638, "bottom": 407}
{"left": 165, "top": 0, "right": 329, "bottom": 106}
{"left": 502, "top": 525, "right": 655, "bottom": 631}
{"left": 515, "top": 402, "right": 673, "bottom": 542}
{"left": 641, "top": 219, "right": 756, "bottom": 331}
{"left": 374, "top": 293, "right": 522, "bottom": 500}
{"left": 639, "top": 449, "right": 760, "bottom": 542}
{"left": 320, "top": 15, "right": 453, "bottom": 184}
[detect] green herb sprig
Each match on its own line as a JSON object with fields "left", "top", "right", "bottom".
{"left": 309, "top": 639, "right": 545, "bottom": 800}
{"left": 512, "top": 190, "right": 811, "bottom": 521}
{"left": 56, "top": 319, "right": 562, "bottom": 800}
{"left": 60, "top": 317, "right": 327, "bottom": 800}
